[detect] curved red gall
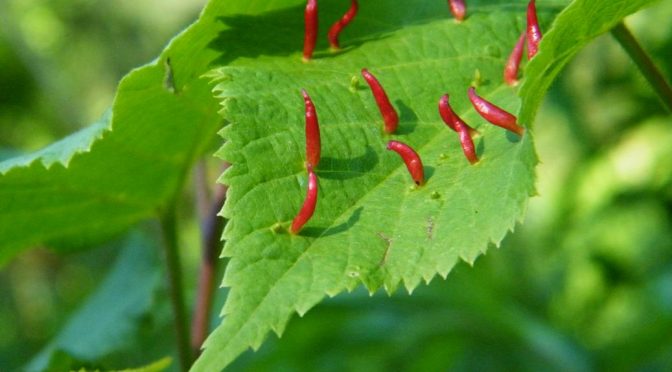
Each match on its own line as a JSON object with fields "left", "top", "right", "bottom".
{"left": 301, "top": 89, "right": 321, "bottom": 168}
{"left": 526, "top": 0, "right": 542, "bottom": 59}
{"left": 467, "top": 87, "right": 524, "bottom": 136}
{"left": 361, "top": 68, "right": 399, "bottom": 134}
{"left": 504, "top": 31, "right": 526, "bottom": 86}
{"left": 438, "top": 94, "right": 478, "bottom": 164}
{"left": 438, "top": 94, "right": 476, "bottom": 135}
{"left": 289, "top": 169, "right": 319, "bottom": 234}
{"left": 448, "top": 0, "right": 466, "bottom": 22}
{"left": 303, "top": 0, "right": 318, "bottom": 62}
{"left": 457, "top": 123, "right": 478, "bottom": 165}
{"left": 386, "top": 140, "right": 425, "bottom": 186}
{"left": 328, "top": 0, "right": 358, "bottom": 49}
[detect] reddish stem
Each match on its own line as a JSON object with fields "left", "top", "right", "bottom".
{"left": 448, "top": 0, "right": 466, "bottom": 22}
{"left": 468, "top": 87, "right": 524, "bottom": 136}
{"left": 504, "top": 31, "right": 526, "bottom": 86}
{"left": 386, "top": 140, "right": 425, "bottom": 186}
{"left": 190, "top": 177, "right": 226, "bottom": 357}
{"left": 438, "top": 94, "right": 478, "bottom": 164}
{"left": 328, "top": 0, "right": 358, "bottom": 49}
{"left": 301, "top": 89, "right": 321, "bottom": 168}
{"left": 290, "top": 169, "right": 319, "bottom": 234}
{"left": 303, "top": 0, "right": 318, "bottom": 62}
{"left": 526, "top": 0, "right": 542, "bottom": 59}
{"left": 361, "top": 68, "right": 399, "bottom": 134}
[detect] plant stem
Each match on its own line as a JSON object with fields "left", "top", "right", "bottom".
{"left": 193, "top": 161, "right": 211, "bottom": 223}
{"left": 159, "top": 204, "right": 192, "bottom": 371}
{"left": 191, "top": 162, "right": 228, "bottom": 357}
{"left": 611, "top": 22, "right": 672, "bottom": 112}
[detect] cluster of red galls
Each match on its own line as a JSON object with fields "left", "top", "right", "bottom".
{"left": 290, "top": 0, "right": 544, "bottom": 234}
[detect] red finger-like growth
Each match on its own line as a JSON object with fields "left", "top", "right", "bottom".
{"left": 361, "top": 68, "right": 399, "bottom": 134}
{"left": 438, "top": 94, "right": 476, "bottom": 135}
{"left": 386, "top": 140, "right": 425, "bottom": 186}
{"left": 328, "top": 0, "right": 358, "bottom": 49}
{"left": 457, "top": 124, "right": 478, "bottom": 165}
{"left": 438, "top": 94, "right": 478, "bottom": 164}
{"left": 303, "top": 0, "right": 318, "bottom": 62}
{"left": 290, "top": 169, "right": 319, "bottom": 234}
{"left": 526, "top": 0, "right": 542, "bottom": 59}
{"left": 504, "top": 31, "right": 526, "bottom": 86}
{"left": 468, "top": 87, "right": 524, "bottom": 136}
{"left": 301, "top": 89, "right": 321, "bottom": 168}
{"left": 448, "top": 0, "right": 466, "bottom": 22}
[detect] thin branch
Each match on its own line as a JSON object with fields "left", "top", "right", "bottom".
{"left": 159, "top": 203, "right": 193, "bottom": 371}
{"left": 193, "top": 161, "right": 211, "bottom": 223}
{"left": 191, "top": 162, "right": 228, "bottom": 356}
{"left": 611, "top": 22, "right": 672, "bottom": 112}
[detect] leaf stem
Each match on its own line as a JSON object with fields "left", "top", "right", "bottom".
{"left": 159, "top": 203, "right": 193, "bottom": 371}
{"left": 193, "top": 161, "right": 211, "bottom": 224}
{"left": 190, "top": 162, "right": 228, "bottom": 356}
{"left": 611, "top": 22, "right": 672, "bottom": 112}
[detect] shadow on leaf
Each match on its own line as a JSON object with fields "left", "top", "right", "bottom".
{"left": 394, "top": 99, "right": 418, "bottom": 135}
{"left": 300, "top": 207, "right": 363, "bottom": 237}
{"left": 318, "top": 146, "right": 378, "bottom": 180}
{"left": 207, "top": 1, "right": 445, "bottom": 66}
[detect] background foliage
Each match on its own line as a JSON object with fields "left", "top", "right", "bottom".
{"left": 1, "top": 0, "right": 671, "bottom": 371}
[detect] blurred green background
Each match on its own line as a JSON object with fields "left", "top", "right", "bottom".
{"left": 1, "top": 1, "right": 671, "bottom": 371}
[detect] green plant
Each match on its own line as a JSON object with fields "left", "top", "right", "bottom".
{"left": 1, "top": 0, "right": 670, "bottom": 371}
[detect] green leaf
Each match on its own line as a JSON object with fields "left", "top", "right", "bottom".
{"left": 35, "top": 347, "right": 172, "bottom": 372}
{"left": 26, "top": 232, "right": 163, "bottom": 372}
{"left": 195, "top": 0, "right": 541, "bottom": 370}
{"left": 0, "top": 114, "right": 108, "bottom": 173}
{"left": 519, "top": 0, "right": 660, "bottom": 124}
{"left": 0, "top": 2, "right": 228, "bottom": 264}
{"left": 118, "top": 357, "right": 172, "bottom": 372}
{"left": 193, "top": 0, "right": 658, "bottom": 370}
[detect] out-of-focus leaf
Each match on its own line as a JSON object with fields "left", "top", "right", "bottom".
{"left": 26, "top": 232, "right": 163, "bottom": 372}
{"left": 0, "top": 1, "right": 228, "bottom": 264}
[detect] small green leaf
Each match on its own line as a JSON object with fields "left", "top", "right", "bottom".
{"left": 120, "top": 357, "right": 172, "bottom": 372}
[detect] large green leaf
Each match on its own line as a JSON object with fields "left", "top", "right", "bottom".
{"left": 197, "top": 0, "right": 536, "bottom": 369}
{"left": 26, "top": 232, "right": 163, "bottom": 372}
{"left": 193, "top": 0, "right": 658, "bottom": 370}
{"left": 0, "top": 2, "right": 230, "bottom": 264}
